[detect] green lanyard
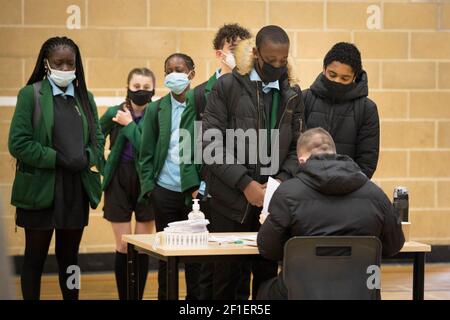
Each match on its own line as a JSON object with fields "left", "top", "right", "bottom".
{"left": 270, "top": 89, "right": 280, "bottom": 130}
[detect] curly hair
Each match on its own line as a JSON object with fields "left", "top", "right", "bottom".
{"left": 323, "top": 42, "right": 362, "bottom": 76}
{"left": 213, "top": 23, "right": 251, "bottom": 50}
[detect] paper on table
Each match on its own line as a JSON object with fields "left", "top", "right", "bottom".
{"left": 238, "top": 234, "right": 257, "bottom": 241}
{"left": 209, "top": 235, "right": 257, "bottom": 246}
{"left": 262, "top": 177, "right": 280, "bottom": 214}
{"left": 209, "top": 236, "right": 240, "bottom": 243}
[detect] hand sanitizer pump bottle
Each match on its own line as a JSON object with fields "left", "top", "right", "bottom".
{"left": 188, "top": 199, "right": 205, "bottom": 220}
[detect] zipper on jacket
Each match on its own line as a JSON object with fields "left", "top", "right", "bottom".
{"left": 240, "top": 82, "right": 262, "bottom": 225}
{"left": 326, "top": 106, "right": 335, "bottom": 133}
{"left": 276, "top": 93, "right": 298, "bottom": 129}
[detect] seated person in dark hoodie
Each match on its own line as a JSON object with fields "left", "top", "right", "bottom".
{"left": 256, "top": 127, "right": 405, "bottom": 300}
{"left": 303, "top": 42, "right": 379, "bottom": 179}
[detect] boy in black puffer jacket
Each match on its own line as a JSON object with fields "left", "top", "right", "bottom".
{"left": 303, "top": 42, "right": 379, "bottom": 178}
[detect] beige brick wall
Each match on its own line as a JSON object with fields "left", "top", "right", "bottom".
{"left": 1, "top": 0, "right": 450, "bottom": 255}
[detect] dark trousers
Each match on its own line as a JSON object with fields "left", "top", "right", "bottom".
{"left": 256, "top": 274, "right": 288, "bottom": 300}
{"left": 196, "top": 196, "right": 214, "bottom": 300}
{"left": 210, "top": 204, "right": 278, "bottom": 300}
{"left": 195, "top": 196, "right": 251, "bottom": 300}
{"left": 151, "top": 184, "right": 201, "bottom": 300}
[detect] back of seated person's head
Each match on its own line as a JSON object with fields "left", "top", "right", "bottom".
{"left": 297, "top": 128, "right": 336, "bottom": 164}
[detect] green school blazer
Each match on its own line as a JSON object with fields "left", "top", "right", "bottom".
{"left": 138, "top": 91, "right": 201, "bottom": 204}
{"left": 8, "top": 79, "right": 105, "bottom": 210}
{"left": 100, "top": 105, "right": 144, "bottom": 190}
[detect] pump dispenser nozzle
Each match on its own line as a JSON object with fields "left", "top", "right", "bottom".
{"left": 188, "top": 198, "right": 205, "bottom": 220}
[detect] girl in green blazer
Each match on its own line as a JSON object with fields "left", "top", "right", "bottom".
{"left": 139, "top": 53, "right": 201, "bottom": 300}
{"left": 8, "top": 36, "right": 104, "bottom": 300}
{"left": 100, "top": 67, "right": 156, "bottom": 300}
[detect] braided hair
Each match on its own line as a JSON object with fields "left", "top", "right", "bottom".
{"left": 27, "top": 36, "right": 98, "bottom": 152}
{"left": 164, "top": 53, "right": 195, "bottom": 72}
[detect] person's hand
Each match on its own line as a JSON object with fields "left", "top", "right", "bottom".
{"left": 192, "top": 190, "right": 199, "bottom": 199}
{"left": 113, "top": 108, "right": 133, "bottom": 126}
{"left": 243, "top": 181, "right": 266, "bottom": 207}
{"left": 259, "top": 212, "right": 268, "bottom": 225}
{"left": 56, "top": 152, "right": 88, "bottom": 172}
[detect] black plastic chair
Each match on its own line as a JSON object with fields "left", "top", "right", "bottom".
{"left": 283, "top": 236, "right": 382, "bottom": 300}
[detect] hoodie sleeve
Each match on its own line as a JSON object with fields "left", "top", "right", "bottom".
{"left": 202, "top": 76, "right": 254, "bottom": 191}
{"left": 257, "top": 185, "right": 293, "bottom": 261}
{"left": 377, "top": 192, "right": 405, "bottom": 257}
{"left": 355, "top": 98, "right": 380, "bottom": 179}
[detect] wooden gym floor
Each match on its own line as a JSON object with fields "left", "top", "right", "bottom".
{"left": 12, "top": 263, "right": 450, "bottom": 300}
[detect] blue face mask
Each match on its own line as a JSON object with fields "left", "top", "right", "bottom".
{"left": 164, "top": 72, "right": 190, "bottom": 95}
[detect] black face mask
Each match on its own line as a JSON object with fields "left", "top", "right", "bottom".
{"left": 127, "top": 89, "right": 154, "bottom": 106}
{"left": 321, "top": 74, "right": 356, "bottom": 102}
{"left": 257, "top": 50, "right": 288, "bottom": 83}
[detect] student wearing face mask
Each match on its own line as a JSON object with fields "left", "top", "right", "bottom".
{"left": 303, "top": 42, "right": 380, "bottom": 179}
{"left": 202, "top": 25, "right": 305, "bottom": 300}
{"left": 192, "top": 23, "right": 251, "bottom": 301}
{"left": 99, "top": 67, "right": 156, "bottom": 300}
{"left": 8, "top": 36, "right": 104, "bottom": 300}
{"left": 139, "top": 53, "right": 201, "bottom": 300}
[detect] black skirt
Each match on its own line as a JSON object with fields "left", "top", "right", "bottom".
{"left": 16, "top": 166, "right": 89, "bottom": 230}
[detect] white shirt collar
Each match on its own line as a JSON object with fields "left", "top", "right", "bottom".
{"left": 249, "top": 68, "right": 279, "bottom": 93}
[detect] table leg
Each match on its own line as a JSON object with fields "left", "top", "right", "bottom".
{"left": 413, "top": 252, "right": 425, "bottom": 300}
{"left": 166, "top": 256, "right": 179, "bottom": 300}
{"left": 127, "top": 243, "right": 140, "bottom": 300}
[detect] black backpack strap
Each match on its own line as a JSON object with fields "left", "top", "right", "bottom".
{"left": 32, "top": 81, "right": 42, "bottom": 129}
{"left": 15, "top": 81, "right": 42, "bottom": 179}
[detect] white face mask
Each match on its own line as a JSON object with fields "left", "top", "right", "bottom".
{"left": 164, "top": 72, "right": 191, "bottom": 95}
{"left": 46, "top": 60, "right": 76, "bottom": 87}
{"left": 220, "top": 50, "right": 236, "bottom": 69}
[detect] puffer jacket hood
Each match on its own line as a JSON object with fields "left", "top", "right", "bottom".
{"left": 310, "top": 71, "right": 369, "bottom": 103}
{"left": 298, "top": 153, "right": 368, "bottom": 195}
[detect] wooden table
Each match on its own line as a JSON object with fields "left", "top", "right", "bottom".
{"left": 123, "top": 233, "right": 431, "bottom": 300}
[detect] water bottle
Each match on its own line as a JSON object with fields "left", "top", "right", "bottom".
{"left": 393, "top": 186, "right": 409, "bottom": 222}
